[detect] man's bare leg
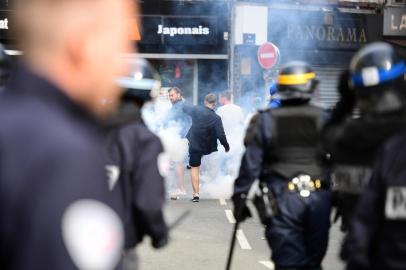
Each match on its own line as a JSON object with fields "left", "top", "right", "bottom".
{"left": 191, "top": 166, "right": 200, "bottom": 198}
{"left": 175, "top": 163, "right": 186, "bottom": 193}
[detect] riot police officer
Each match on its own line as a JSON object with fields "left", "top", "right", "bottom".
{"left": 104, "top": 58, "right": 168, "bottom": 269}
{"left": 0, "top": 43, "right": 12, "bottom": 90}
{"left": 233, "top": 61, "right": 332, "bottom": 270}
{"left": 0, "top": 0, "right": 134, "bottom": 269}
{"left": 323, "top": 42, "right": 406, "bottom": 255}
{"left": 345, "top": 132, "right": 406, "bottom": 270}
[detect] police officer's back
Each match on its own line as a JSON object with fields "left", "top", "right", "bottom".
{"left": 345, "top": 132, "right": 406, "bottom": 270}
{"left": 104, "top": 59, "right": 168, "bottom": 254}
{"left": 323, "top": 42, "right": 406, "bottom": 234}
{"left": 0, "top": 0, "right": 135, "bottom": 269}
{"left": 233, "top": 62, "right": 331, "bottom": 270}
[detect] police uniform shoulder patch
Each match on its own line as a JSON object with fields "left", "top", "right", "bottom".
{"left": 105, "top": 165, "right": 120, "bottom": 191}
{"left": 385, "top": 187, "right": 406, "bottom": 220}
{"left": 62, "top": 199, "right": 124, "bottom": 270}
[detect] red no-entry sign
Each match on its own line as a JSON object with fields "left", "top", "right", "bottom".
{"left": 257, "top": 42, "right": 279, "bottom": 69}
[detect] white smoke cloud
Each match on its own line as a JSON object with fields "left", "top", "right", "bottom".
{"left": 142, "top": 92, "right": 267, "bottom": 199}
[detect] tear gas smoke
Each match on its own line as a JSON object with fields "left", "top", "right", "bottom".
{"left": 142, "top": 91, "right": 265, "bottom": 199}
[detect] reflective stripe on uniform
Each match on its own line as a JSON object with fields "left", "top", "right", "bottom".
{"left": 332, "top": 165, "right": 371, "bottom": 194}
{"left": 277, "top": 72, "right": 316, "bottom": 85}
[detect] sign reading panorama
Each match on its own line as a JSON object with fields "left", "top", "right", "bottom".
{"left": 268, "top": 9, "right": 381, "bottom": 50}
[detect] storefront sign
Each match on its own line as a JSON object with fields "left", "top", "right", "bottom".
{"left": 0, "top": 10, "right": 12, "bottom": 41}
{"left": 269, "top": 10, "right": 381, "bottom": 50}
{"left": 138, "top": 15, "right": 218, "bottom": 46}
{"left": 384, "top": 7, "right": 406, "bottom": 37}
{"left": 0, "top": 18, "right": 8, "bottom": 29}
{"left": 137, "top": 1, "right": 229, "bottom": 55}
{"left": 157, "top": 24, "right": 210, "bottom": 36}
{"left": 287, "top": 25, "right": 367, "bottom": 44}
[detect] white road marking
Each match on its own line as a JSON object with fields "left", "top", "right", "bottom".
{"left": 219, "top": 199, "right": 227, "bottom": 206}
{"left": 225, "top": 210, "right": 236, "bottom": 224}
{"left": 236, "top": 229, "right": 252, "bottom": 250}
{"left": 258, "top": 260, "right": 275, "bottom": 269}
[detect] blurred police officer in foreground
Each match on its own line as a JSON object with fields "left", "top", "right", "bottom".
{"left": 345, "top": 132, "right": 406, "bottom": 270}
{"left": 0, "top": 43, "right": 12, "bottom": 91}
{"left": 104, "top": 59, "right": 168, "bottom": 269}
{"left": 323, "top": 42, "right": 406, "bottom": 256}
{"left": 0, "top": 0, "right": 135, "bottom": 269}
{"left": 233, "top": 61, "right": 332, "bottom": 270}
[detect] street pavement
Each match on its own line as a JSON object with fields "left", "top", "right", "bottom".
{"left": 135, "top": 199, "right": 345, "bottom": 270}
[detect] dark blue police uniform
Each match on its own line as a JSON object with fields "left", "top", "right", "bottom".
{"left": 104, "top": 115, "right": 168, "bottom": 250}
{"left": 0, "top": 66, "right": 120, "bottom": 269}
{"left": 234, "top": 104, "right": 332, "bottom": 270}
{"left": 323, "top": 111, "right": 406, "bottom": 231}
{"left": 345, "top": 133, "right": 406, "bottom": 270}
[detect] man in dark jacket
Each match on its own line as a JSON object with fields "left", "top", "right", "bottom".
{"left": 183, "top": 93, "right": 229, "bottom": 202}
{"left": 0, "top": 0, "right": 135, "bottom": 269}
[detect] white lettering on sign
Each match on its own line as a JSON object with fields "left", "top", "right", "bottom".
{"left": 0, "top": 18, "right": 8, "bottom": 30}
{"left": 157, "top": 24, "right": 210, "bottom": 37}
{"left": 385, "top": 187, "right": 406, "bottom": 219}
{"left": 260, "top": 53, "right": 275, "bottom": 59}
{"left": 287, "top": 24, "right": 367, "bottom": 43}
{"left": 391, "top": 14, "right": 406, "bottom": 31}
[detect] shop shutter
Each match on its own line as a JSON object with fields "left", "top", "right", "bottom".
{"left": 313, "top": 66, "right": 345, "bottom": 109}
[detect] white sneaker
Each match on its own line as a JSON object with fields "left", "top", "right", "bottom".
{"left": 170, "top": 189, "right": 187, "bottom": 200}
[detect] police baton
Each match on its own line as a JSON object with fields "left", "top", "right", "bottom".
{"left": 225, "top": 220, "right": 240, "bottom": 270}
{"left": 225, "top": 194, "right": 247, "bottom": 270}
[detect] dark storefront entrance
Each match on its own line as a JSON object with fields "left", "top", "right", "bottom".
{"left": 137, "top": 1, "right": 230, "bottom": 105}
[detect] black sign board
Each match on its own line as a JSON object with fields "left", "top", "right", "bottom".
{"left": 268, "top": 9, "right": 382, "bottom": 51}
{"left": 0, "top": 0, "right": 11, "bottom": 10}
{"left": 0, "top": 1, "right": 12, "bottom": 41}
{"left": 137, "top": 1, "right": 229, "bottom": 55}
{"left": 384, "top": 7, "right": 406, "bottom": 37}
{"left": 139, "top": 15, "right": 218, "bottom": 46}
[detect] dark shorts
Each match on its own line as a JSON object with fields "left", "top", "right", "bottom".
{"left": 189, "top": 150, "right": 204, "bottom": 167}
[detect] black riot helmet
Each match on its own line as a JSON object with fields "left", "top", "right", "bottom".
{"left": 349, "top": 42, "right": 406, "bottom": 114}
{"left": 116, "top": 58, "right": 161, "bottom": 106}
{"left": 276, "top": 61, "right": 319, "bottom": 101}
{"left": 106, "top": 58, "right": 161, "bottom": 127}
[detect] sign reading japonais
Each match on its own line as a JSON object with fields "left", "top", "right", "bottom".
{"left": 157, "top": 25, "right": 210, "bottom": 37}
{"left": 140, "top": 15, "right": 217, "bottom": 46}
{"left": 384, "top": 7, "right": 406, "bottom": 37}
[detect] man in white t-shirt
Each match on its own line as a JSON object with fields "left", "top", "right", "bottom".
{"left": 216, "top": 91, "right": 244, "bottom": 177}
{"left": 217, "top": 91, "right": 244, "bottom": 136}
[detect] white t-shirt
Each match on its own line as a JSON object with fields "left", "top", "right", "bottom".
{"left": 217, "top": 103, "right": 244, "bottom": 137}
